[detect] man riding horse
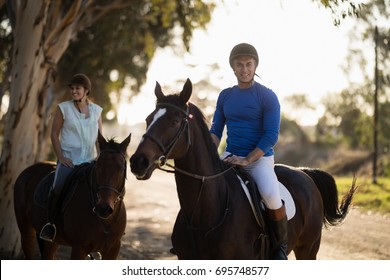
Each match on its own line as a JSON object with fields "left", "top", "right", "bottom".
{"left": 210, "top": 43, "right": 287, "bottom": 259}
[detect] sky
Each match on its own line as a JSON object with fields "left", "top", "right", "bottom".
{"left": 116, "top": 0, "right": 362, "bottom": 126}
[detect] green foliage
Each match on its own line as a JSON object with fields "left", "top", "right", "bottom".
{"left": 56, "top": 0, "right": 213, "bottom": 118}
{"left": 384, "top": 160, "right": 390, "bottom": 177}
{"left": 315, "top": 0, "right": 363, "bottom": 25}
{"left": 280, "top": 115, "right": 311, "bottom": 144}
{"left": 336, "top": 176, "right": 390, "bottom": 214}
{"left": 316, "top": 0, "right": 390, "bottom": 154}
{"left": 346, "top": 1, "right": 390, "bottom": 92}
{"left": 316, "top": 86, "right": 375, "bottom": 149}
{"left": 0, "top": 0, "right": 214, "bottom": 122}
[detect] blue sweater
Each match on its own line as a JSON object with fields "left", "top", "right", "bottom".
{"left": 210, "top": 82, "right": 280, "bottom": 157}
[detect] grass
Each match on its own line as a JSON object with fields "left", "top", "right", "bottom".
{"left": 335, "top": 176, "right": 390, "bottom": 215}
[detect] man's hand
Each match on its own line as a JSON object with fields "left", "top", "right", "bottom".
{"left": 223, "top": 155, "right": 250, "bottom": 167}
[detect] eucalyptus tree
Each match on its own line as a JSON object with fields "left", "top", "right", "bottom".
{"left": 0, "top": 0, "right": 213, "bottom": 258}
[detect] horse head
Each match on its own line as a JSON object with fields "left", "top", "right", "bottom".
{"left": 93, "top": 131, "right": 131, "bottom": 219}
{"left": 130, "top": 79, "right": 192, "bottom": 180}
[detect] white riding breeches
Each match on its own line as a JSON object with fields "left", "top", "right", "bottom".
{"left": 221, "top": 151, "right": 282, "bottom": 210}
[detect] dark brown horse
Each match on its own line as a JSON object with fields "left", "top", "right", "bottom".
{"left": 130, "top": 79, "right": 357, "bottom": 260}
{"left": 14, "top": 131, "right": 131, "bottom": 259}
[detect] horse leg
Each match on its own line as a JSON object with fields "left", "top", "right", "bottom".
{"left": 292, "top": 238, "right": 321, "bottom": 260}
{"left": 70, "top": 247, "right": 89, "bottom": 260}
{"left": 41, "top": 242, "right": 59, "bottom": 259}
{"left": 20, "top": 229, "right": 38, "bottom": 259}
{"left": 171, "top": 210, "right": 192, "bottom": 259}
{"left": 101, "top": 241, "right": 121, "bottom": 260}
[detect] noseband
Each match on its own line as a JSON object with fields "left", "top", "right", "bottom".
{"left": 142, "top": 103, "right": 191, "bottom": 165}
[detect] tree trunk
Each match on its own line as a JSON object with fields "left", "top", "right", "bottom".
{"left": 0, "top": 1, "right": 48, "bottom": 258}
{"left": 0, "top": 1, "right": 72, "bottom": 258}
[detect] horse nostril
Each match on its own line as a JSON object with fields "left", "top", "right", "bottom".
{"left": 130, "top": 154, "right": 149, "bottom": 173}
{"left": 139, "top": 155, "right": 149, "bottom": 169}
{"left": 105, "top": 206, "right": 113, "bottom": 216}
{"left": 96, "top": 205, "right": 113, "bottom": 219}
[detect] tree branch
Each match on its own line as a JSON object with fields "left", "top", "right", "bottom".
{"left": 92, "top": 1, "right": 139, "bottom": 23}
{"left": 44, "top": 0, "right": 86, "bottom": 50}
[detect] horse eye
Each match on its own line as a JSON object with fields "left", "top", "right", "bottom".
{"left": 171, "top": 119, "right": 179, "bottom": 126}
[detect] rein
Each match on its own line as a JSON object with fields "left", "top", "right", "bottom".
{"left": 157, "top": 158, "right": 234, "bottom": 182}
{"left": 144, "top": 102, "right": 236, "bottom": 255}
{"left": 156, "top": 153, "right": 234, "bottom": 241}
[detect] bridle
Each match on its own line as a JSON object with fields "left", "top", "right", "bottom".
{"left": 143, "top": 102, "right": 234, "bottom": 180}
{"left": 90, "top": 149, "right": 127, "bottom": 217}
{"left": 142, "top": 102, "right": 191, "bottom": 166}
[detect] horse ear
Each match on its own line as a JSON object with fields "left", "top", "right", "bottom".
{"left": 120, "top": 133, "right": 131, "bottom": 155}
{"left": 97, "top": 130, "right": 107, "bottom": 150}
{"left": 180, "top": 78, "right": 192, "bottom": 104}
{"left": 155, "top": 81, "right": 164, "bottom": 100}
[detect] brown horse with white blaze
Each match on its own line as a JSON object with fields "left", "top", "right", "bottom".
{"left": 130, "top": 78, "right": 357, "bottom": 260}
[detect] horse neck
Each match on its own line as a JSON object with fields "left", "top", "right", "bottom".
{"left": 173, "top": 122, "right": 228, "bottom": 228}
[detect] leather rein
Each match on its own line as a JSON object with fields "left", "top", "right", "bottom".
{"left": 142, "top": 102, "right": 235, "bottom": 255}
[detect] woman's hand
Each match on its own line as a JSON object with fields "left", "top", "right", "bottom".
{"left": 59, "top": 156, "right": 74, "bottom": 168}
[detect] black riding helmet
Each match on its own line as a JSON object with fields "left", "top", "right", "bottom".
{"left": 229, "top": 43, "right": 259, "bottom": 68}
{"left": 68, "top": 73, "right": 91, "bottom": 95}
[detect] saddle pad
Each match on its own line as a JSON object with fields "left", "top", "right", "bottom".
{"left": 278, "top": 182, "right": 296, "bottom": 220}
{"left": 238, "top": 176, "right": 296, "bottom": 221}
{"left": 33, "top": 162, "right": 92, "bottom": 210}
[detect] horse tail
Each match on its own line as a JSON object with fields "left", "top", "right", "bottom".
{"left": 301, "top": 168, "right": 358, "bottom": 228}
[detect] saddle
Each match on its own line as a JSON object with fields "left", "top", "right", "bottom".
{"left": 234, "top": 168, "right": 267, "bottom": 228}
{"left": 234, "top": 167, "right": 296, "bottom": 226}
{"left": 233, "top": 167, "right": 273, "bottom": 259}
{"left": 34, "top": 162, "right": 94, "bottom": 211}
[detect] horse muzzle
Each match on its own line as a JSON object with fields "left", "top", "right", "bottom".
{"left": 92, "top": 185, "right": 124, "bottom": 219}
{"left": 93, "top": 203, "right": 114, "bottom": 219}
{"left": 130, "top": 153, "right": 157, "bottom": 180}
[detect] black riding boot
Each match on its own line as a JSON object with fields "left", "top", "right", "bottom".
{"left": 267, "top": 202, "right": 288, "bottom": 260}
{"left": 39, "top": 187, "right": 61, "bottom": 242}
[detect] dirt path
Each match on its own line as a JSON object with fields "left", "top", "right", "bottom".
{"left": 118, "top": 170, "right": 390, "bottom": 260}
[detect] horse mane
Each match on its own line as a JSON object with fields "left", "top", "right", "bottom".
{"left": 187, "top": 103, "right": 226, "bottom": 170}
{"left": 102, "top": 137, "right": 125, "bottom": 154}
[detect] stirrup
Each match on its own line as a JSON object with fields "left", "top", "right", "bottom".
{"left": 39, "top": 223, "right": 56, "bottom": 242}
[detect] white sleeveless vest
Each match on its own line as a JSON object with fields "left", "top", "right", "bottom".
{"left": 58, "top": 100, "right": 102, "bottom": 165}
